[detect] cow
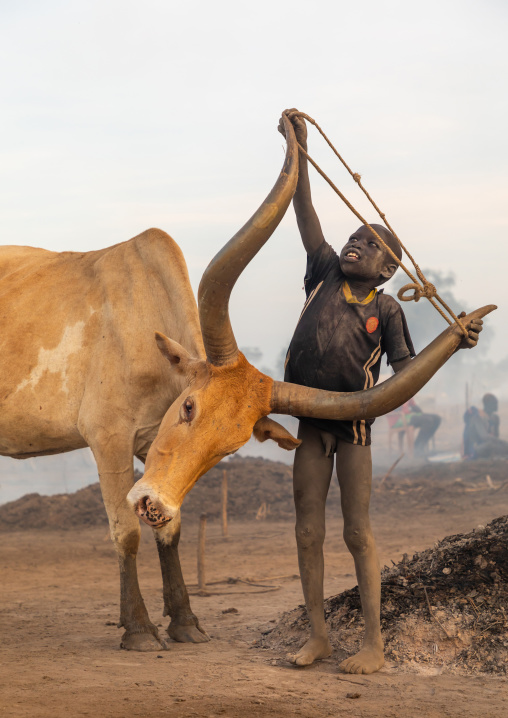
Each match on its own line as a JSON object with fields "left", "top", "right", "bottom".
{"left": 0, "top": 115, "right": 494, "bottom": 652}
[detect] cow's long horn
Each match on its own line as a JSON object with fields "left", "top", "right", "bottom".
{"left": 270, "top": 305, "right": 496, "bottom": 419}
{"left": 198, "top": 115, "right": 299, "bottom": 366}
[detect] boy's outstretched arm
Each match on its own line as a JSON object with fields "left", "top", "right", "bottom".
{"left": 278, "top": 109, "right": 325, "bottom": 255}
{"left": 391, "top": 314, "right": 484, "bottom": 374}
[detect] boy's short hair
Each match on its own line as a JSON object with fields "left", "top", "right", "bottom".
{"left": 368, "top": 223, "right": 402, "bottom": 262}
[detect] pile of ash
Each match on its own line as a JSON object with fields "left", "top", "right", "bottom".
{"left": 261, "top": 515, "right": 508, "bottom": 675}
{"left": 0, "top": 456, "right": 297, "bottom": 530}
{"left": 1, "top": 454, "right": 506, "bottom": 532}
{"left": 0, "top": 482, "right": 106, "bottom": 530}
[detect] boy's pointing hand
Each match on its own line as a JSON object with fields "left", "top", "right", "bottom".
{"left": 457, "top": 311, "right": 483, "bottom": 349}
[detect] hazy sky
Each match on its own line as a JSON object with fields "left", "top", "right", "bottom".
{"left": 1, "top": 0, "right": 507, "bottom": 376}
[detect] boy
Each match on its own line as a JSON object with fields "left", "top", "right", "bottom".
{"left": 279, "top": 110, "right": 482, "bottom": 674}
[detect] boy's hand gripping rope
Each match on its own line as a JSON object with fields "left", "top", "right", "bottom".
{"left": 285, "top": 110, "right": 470, "bottom": 341}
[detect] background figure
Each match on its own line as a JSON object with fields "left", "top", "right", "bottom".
{"left": 463, "top": 393, "right": 508, "bottom": 459}
{"left": 482, "top": 393, "right": 500, "bottom": 438}
{"left": 389, "top": 398, "right": 441, "bottom": 457}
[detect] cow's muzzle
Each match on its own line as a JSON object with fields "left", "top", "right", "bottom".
{"left": 134, "top": 496, "right": 174, "bottom": 528}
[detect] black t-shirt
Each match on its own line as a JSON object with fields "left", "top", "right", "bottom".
{"left": 284, "top": 241, "right": 415, "bottom": 446}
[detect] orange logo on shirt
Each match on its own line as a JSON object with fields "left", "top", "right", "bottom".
{"left": 366, "top": 316, "right": 379, "bottom": 333}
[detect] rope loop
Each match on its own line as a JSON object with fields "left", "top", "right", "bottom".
{"left": 397, "top": 282, "right": 437, "bottom": 303}
{"left": 398, "top": 283, "right": 422, "bottom": 303}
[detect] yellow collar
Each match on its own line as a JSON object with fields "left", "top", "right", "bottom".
{"left": 343, "top": 281, "right": 377, "bottom": 305}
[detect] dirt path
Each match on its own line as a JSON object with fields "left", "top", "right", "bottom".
{"left": 1, "top": 484, "right": 508, "bottom": 718}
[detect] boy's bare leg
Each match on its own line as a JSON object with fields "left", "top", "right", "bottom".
{"left": 288, "top": 421, "right": 334, "bottom": 666}
{"left": 335, "top": 440, "right": 384, "bottom": 674}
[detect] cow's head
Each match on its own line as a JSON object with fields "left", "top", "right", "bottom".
{"left": 127, "top": 113, "right": 495, "bottom": 527}
{"left": 130, "top": 337, "right": 299, "bottom": 523}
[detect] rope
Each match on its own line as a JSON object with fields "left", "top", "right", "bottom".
{"left": 285, "top": 110, "right": 469, "bottom": 339}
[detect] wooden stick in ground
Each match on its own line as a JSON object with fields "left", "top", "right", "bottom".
{"left": 197, "top": 512, "right": 207, "bottom": 591}
{"left": 256, "top": 502, "right": 267, "bottom": 520}
{"left": 222, "top": 469, "right": 228, "bottom": 538}
{"left": 378, "top": 453, "right": 404, "bottom": 489}
{"left": 423, "top": 585, "right": 454, "bottom": 640}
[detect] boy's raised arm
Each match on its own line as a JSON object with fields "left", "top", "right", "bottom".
{"left": 278, "top": 109, "right": 325, "bottom": 256}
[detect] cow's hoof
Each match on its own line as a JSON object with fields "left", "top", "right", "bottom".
{"left": 121, "top": 631, "right": 168, "bottom": 651}
{"left": 167, "top": 622, "right": 210, "bottom": 643}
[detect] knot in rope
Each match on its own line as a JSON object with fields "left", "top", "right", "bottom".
{"left": 352, "top": 172, "right": 362, "bottom": 183}
{"left": 397, "top": 281, "right": 437, "bottom": 303}
{"left": 422, "top": 282, "right": 437, "bottom": 299}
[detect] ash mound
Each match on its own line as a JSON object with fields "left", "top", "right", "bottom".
{"left": 0, "top": 456, "right": 296, "bottom": 530}
{"left": 261, "top": 515, "right": 508, "bottom": 675}
{"left": 0, "top": 483, "right": 106, "bottom": 531}
{"left": 2, "top": 454, "right": 508, "bottom": 531}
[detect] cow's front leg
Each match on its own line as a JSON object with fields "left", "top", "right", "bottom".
{"left": 155, "top": 513, "right": 210, "bottom": 643}
{"left": 92, "top": 442, "right": 166, "bottom": 651}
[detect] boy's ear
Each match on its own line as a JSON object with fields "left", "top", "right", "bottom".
{"left": 380, "top": 262, "right": 398, "bottom": 281}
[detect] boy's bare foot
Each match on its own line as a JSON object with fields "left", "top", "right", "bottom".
{"left": 287, "top": 636, "right": 332, "bottom": 666}
{"left": 339, "top": 645, "right": 384, "bottom": 674}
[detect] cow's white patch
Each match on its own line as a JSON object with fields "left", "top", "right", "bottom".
{"left": 15, "top": 321, "right": 86, "bottom": 395}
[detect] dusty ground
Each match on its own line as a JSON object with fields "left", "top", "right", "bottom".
{"left": 1, "top": 459, "right": 508, "bottom": 717}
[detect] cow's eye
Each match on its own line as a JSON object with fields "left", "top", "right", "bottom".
{"left": 180, "top": 397, "right": 195, "bottom": 422}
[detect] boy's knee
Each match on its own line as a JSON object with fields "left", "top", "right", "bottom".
{"left": 343, "top": 524, "right": 373, "bottom": 555}
{"left": 295, "top": 520, "right": 325, "bottom": 551}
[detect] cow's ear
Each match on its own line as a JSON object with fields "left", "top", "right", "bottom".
{"left": 252, "top": 416, "right": 302, "bottom": 451}
{"left": 155, "top": 332, "right": 196, "bottom": 373}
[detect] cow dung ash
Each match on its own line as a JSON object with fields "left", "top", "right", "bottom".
{"left": 260, "top": 515, "right": 508, "bottom": 675}
{"left": 0, "top": 456, "right": 297, "bottom": 530}
{"left": 1, "top": 455, "right": 508, "bottom": 531}
{"left": 0, "top": 483, "right": 107, "bottom": 530}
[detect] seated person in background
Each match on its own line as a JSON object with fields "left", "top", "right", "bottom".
{"left": 389, "top": 397, "right": 441, "bottom": 457}
{"left": 463, "top": 393, "right": 507, "bottom": 458}
{"left": 482, "top": 392, "right": 500, "bottom": 438}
